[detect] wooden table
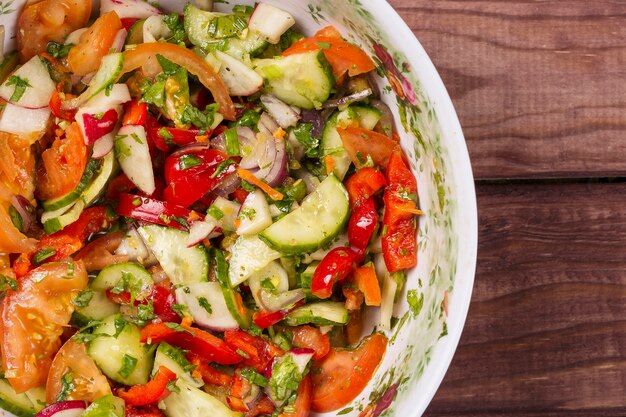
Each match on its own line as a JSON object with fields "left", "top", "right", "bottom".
{"left": 388, "top": 1, "right": 626, "bottom": 415}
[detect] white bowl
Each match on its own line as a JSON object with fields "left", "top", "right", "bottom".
{"left": 0, "top": 1, "right": 477, "bottom": 416}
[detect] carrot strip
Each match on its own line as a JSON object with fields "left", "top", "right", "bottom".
{"left": 324, "top": 156, "right": 335, "bottom": 175}
{"left": 236, "top": 168, "right": 284, "bottom": 201}
{"left": 354, "top": 264, "right": 381, "bottom": 306}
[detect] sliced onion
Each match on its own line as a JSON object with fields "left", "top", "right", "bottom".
{"left": 263, "top": 133, "right": 287, "bottom": 187}
{"left": 288, "top": 348, "right": 314, "bottom": 374}
{"left": 244, "top": 384, "right": 262, "bottom": 408}
{"left": 111, "top": 28, "right": 128, "bottom": 53}
{"left": 370, "top": 99, "right": 395, "bottom": 137}
{"left": 260, "top": 94, "right": 300, "bottom": 129}
{"left": 10, "top": 195, "right": 35, "bottom": 233}
{"left": 187, "top": 217, "right": 218, "bottom": 247}
{"left": 258, "top": 112, "right": 279, "bottom": 137}
{"left": 258, "top": 288, "right": 306, "bottom": 313}
{"left": 323, "top": 88, "right": 372, "bottom": 109}
{"left": 35, "top": 401, "right": 87, "bottom": 417}
{"left": 171, "top": 141, "right": 211, "bottom": 156}
{"left": 212, "top": 171, "right": 241, "bottom": 197}
{"left": 300, "top": 109, "right": 324, "bottom": 138}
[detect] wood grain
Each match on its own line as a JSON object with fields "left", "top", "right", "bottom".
{"left": 389, "top": 0, "right": 626, "bottom": 179}
{"left": 424, "top": 182, "right": 626, "bottom": 416}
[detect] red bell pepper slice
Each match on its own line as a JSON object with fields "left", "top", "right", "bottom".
{"left": 116, "top": 193, "right": 202, "bottom": 230}
{"left": 252, "top": 299, "right": 305, "bottom": 329}
{"left": 164, "top": 148, "right": 236, "bottom": 207}
{"left": 382, "top": 149, "right": 419, "bottom": 272}
{"left": 223, "top": 330, "right": 284, "bottom": 373}
{"left": 49, "top": 89, "right": 77, "bottom": 121}
{"left": 227, "top": 369, "right": 253, "bottom": 412}
{"left": 141, "top": 322, "right": 242, "bottom": 365}
{"left": 123, "top": 99, "right": 148, "bottom": 126}
{"left": 186, "top": 352, "right": 233, "bottom": 386}
{"left": 148, "top": 126, "right": 204, "bottom": 152}
{"left": 106, "top": 283, "right": 180, "bottom": 323}
{"left": 118, "top": 366, "right": 176, "bottom": 406}
{"left": 345, "top": 167, "right": 386, "bottom": 210}
{"left": 310, "top": 247, "right": 360, "bottom": 299}
{"left": 347, "top": 197, "right": 379, "bottom": 258}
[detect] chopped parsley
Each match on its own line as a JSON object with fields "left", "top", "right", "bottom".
{"left": 268, "top": 354, "right": 303, "bottom": 402}
{"left": 8, "top": 206, "right": 23, "bottom": 232}
{"left": 207, "top": 205, "right": 224, "bottom": 220}
{"left": 72, "top": 289, "right": 94, "bottom": 308}
{"left": 240, "top": 368, "right": 268, "bottom": 387}
{"left": 172, "top": 303, "right": 190, "bottom": 319}
{"left": 32, "top": 247, "right": 56, "bottom": 264}
{"left": 56, "top": 372, "right": 75, "bottom": 402}
{"left": 6, "top": 75, "right": 31, "bottom": 102}
{"left": 46, "top": 41, "right": 73, "bottom": 59}
{"left": 162, "top": 13, "right": 186, "bottom": 45}
{"left": 197, "top": 296, "right": 212, "bottom": 314}
{"left": 293, "top": 122, "right": 321, "bottom": 158}
{"left": 210, "top": 159, "right": 235, "bottom": 178}
{"left": 118, "top": 354, "right": 138, "bottom": 378}
{"left": 165, "top": 322, "right": 193, "bottom": 335}
{"left": 113, "top": 316, "right": 128, "bottom": 338}
{"left": 0, "top": 274, "right": 18, "bottom": 294}
{"left": 179, "top": 154, "right": 203, "bottom": 170}
{"left": 114, "top": 135, "right": 132, "bottom": 162}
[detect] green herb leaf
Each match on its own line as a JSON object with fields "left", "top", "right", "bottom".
{"left": 140, "top": 80, "right": 166, "bottom": 108}
{"left": 156, "top": 54, "right": 182, "bottom": 76}
{"left": 206, "top": 205, "right": 224, "bottom": 220}
{"left": 180, "top": 104, "right": 218, "bottom": 130}
{"left": 165, "top": 322, "right": 193, "bottom": 335}
{"left": 32, "top": 247, "right": 56, "bottom": 264}
{"left": 269, "top": 354, "right": 303, "bottom": 402}
{"left": 162, "top": 13, "right": 186, "bottom": 45}
{"left": 197, "top": 296, "right": 212, "bottom": 314}
{"left": 6, "top": 75, "right": 31, "bottom": 102}
{"left": 113, "top": 316, "right": 127, "bottom": 338}
{"left": 166, "top": 379, "right": 180, "bottom": 393}
{"left": 230, "top": 109, "right": 260, "bottom": 129}
{"left": 224, "top": 128, "right": 241, "bottom": 156}
{"left": 210, "top": 159, "right": 236, "bottom": 179}
{"left": 114, "top": 135, "right": 132, "bottom": 162}
{"left": 240, "top": 368, "right": 268, "bottom": 387}
{"left": 0, "top": 274, "right": 18, "bottom": 293}
{"left": 56, "top": 372, "right": 75, "bottom": 402}
{"left": 46, "top": 41, "right": 73, "bottom": 59}
{"left": 293, "top": 123, "right": 321, "bottom": 158}
{"left": 118, "top": 354, "right": 138, "bottom": 378}
{"left": 179, "top": 154, "right": 202, "bottom": 170}
{"left": 72, "top": 289, "right": 94, "bottom": 308}
{"left": 171, "top": 303, "right": 189, "bottom": 319}
{"left": 158, "top": 127, "right": 174, "bottom": 146}
{"left": 8, "top": 206, "right": 23, "bottom": 233}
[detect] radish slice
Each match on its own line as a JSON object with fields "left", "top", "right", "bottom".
{"left": 86, "top": 84, "right": 132, "bottom": 108}
{"left": 0, "top": 56, "right": 55, "bottom": 108}
{"left": 288, "top": 348, "right": 314, "bottom": 374}
{"left": 260, "top": 95, "right": 300, "bottom": 129}
{"left": 115, "top": 124, "right": 155, "bottom": 195}
{"left": 211, "top": 51, "right": 264, "bottom": 97}
{"left": 92, "top": 132, "right": 116, "bottom": 159}
{"left": 34, "top": 401, "right": 87, "bottom": 417}
{"left": 77, "top": 108, "right": 120, "bottom": 144}
{"left": 249, "top": 3, "right": 295, "bottom": 44}
{"left": 100, "top": 0, "right": 163, "bottom": 19}
{"left": 0, "top": 103, "right": 50, "bottom": 135}
{"left": 175, "top": 282, "right": 239, "bottom": 331}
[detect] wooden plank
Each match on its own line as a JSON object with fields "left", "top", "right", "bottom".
{"left": 424, "top": 182, "right": 626, "bottom": 415}
{"left": 389, "top": 1, "right": 626, "bottom": 179}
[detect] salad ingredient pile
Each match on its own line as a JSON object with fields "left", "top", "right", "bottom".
{"left": 0, "top": 1, "right": 423, "bottom": 417}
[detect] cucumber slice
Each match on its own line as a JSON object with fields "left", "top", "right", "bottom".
{"left": 23, "top": 387, "right": 45, "bottom": 413}
{"left": 159, "top": 379, "right": 243, "bottom": 417}
{"left": 92, "top": 262, "right": 154, "bottom": 299}
{"left": 236, "top": 189, "right": 272, "bottom": 236}
{"left": 82, "top": 395, "right": 124, "bottom": 417}
{"left": 88, "top": 314, "right": 154, "bottom": 386}
{"left": 42, "top": 158, "right": 101, "bottom": 211}
{"left": 259, "top": 175, "right": 349, "bottom": 255}
{"left": 42, "top": 199, "right": 85, "bottom": 235}
{"left": 74, "top": 290, "right": 120, "bottom": 323}
{"left": 283, "top": 301, "right": 348, "bottom": 326}
{"left": 0, "top": 379, "right": 39, "bottom": 417}
{"left": 175, "top": 281, "right": 239, "bottom": 331}
{"left": 227, "top": 234, "right": 281, "bottom": 287}
{"left": 223, "top": 32, "right": 268, "bottom": 60}
{"left": 253, "top": 50, "right": 334, "bottom": 109}
{"left": 153, "top": 342, "right": 202, "bottom": 388}
{"left": 82, "top": 53, "right": 125, "bottom": 101}
{"left": 212, "top": 248, "right": 250, "bottom": 329}
{"left": 137, "top": 225, "right": 209, "bottom": 287}
{"left": 297, "top": 262, "right": 319, "bottom": 289}
{"left": 352, "top": 105, "right": 383, "bottom": 130}
{"left": 125, "top": 19, "right": 145, "bottom": 45}
{"left": 82, "top": 151, "right": 118, "bottom": 206}
{"left": 184, "top": 3, "right": 226, "bottom": 48}
{"left": 210, "top": 197, "right": 241, "bottom": 232}
{"left": 211, "top": 50, "right": 263, "bottom": 96}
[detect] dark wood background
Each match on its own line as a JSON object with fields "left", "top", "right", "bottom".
{"left": 388, "top": 1, "right": 626, "bottom": 415}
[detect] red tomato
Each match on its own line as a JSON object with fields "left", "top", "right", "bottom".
{"left": 337, "top": 127, "right": 397, "bottom": 170}
{"left": 118, "top": 366, "right": 176, "bottom": 406}
{"left": 125, "top": 405, "right": 166, "bottom": 417}
{"left": 49, "top": 89, "right": 78, "bottom": 121}
{"left": 291, "top": 326, "right": 330, "bottom": 361}
{"left": 116, "top": 193, "right": 200, "bottom": 230}
{"left": 164, "top": 148, "right": 236, "bottom": 207}
{"left": 252, "top": 299, "right": 305, "bottom": 329}
{"left": 36, "top": 123, "right": 88, "bottom": 201}
{"left": 123, "top": 100, "right": 148, "bottom": 126}
{"left": 311, "top": 333, "right": 388, "bottom": 412}
{"left": 382, "top": 149, "right": 419, "bottom": 272}
{"left": 46, "top": 338, "right": 111, "bottom": 403}
{"left": 347, "top": 197, "right": 379, "bottom": 257}
{"left": 141, "top": 323, "right": 242, "bottom": 365}
{"left": 345, "top": 167, "right": 386, "bottom": 210}
{"left": 283, "top": 26, "right": 375, "bottom": 80}
{"left": 310, "top": 247, "right": 359, "bottom": 299}
{"left": 0, "top": 261, "right": 88, "bottom": 393}
{"left": 223, "top": 330, "right": 284, "bottom": 373}
{"left": 67, "top": 11, "right": 122, "bottom": 76}
{"left": 74, "top": 231, "right": 129, "bottom": 272}
{"left": 278, "top": 375, "right": 312, "bottom": 417}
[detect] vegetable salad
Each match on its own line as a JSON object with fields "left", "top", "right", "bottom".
{"left": 0, "top": 1, "right": 422, "bottom": 417}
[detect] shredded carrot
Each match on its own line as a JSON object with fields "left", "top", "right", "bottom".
{"left": 273, "top": 127, "right": 286, "bottom": 140}
{"left": 324, "top": 155, "right": 335, "bottom": 175}
{"left": 196, "top": 134, "right": 209, "bottom": 143}
{"left": 233, "top": 219, "right": 241, "bottom": 229}
{"left": 236, "top": 168, "right": 284, "bottom": 201}
{"left": 202, "top": 238, "right": 211, "bottom": 247}
{"left": 189, "top": 210, "right": 202, "bottom": 222}
{"left": 181, "top": 316, "right": 193, "bottom": 327}
{"left": 192, "top": 370, "right": 202, "bottom": 379}
{"left": 406, "top": 208, "right": 424, "bottom": 216}
{"left": 354, "top": 264, "right": 381, "bottom": 306}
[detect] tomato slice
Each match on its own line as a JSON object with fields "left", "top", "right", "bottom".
{"left": 36, "top": 123, "right": 88, "bottom": 201}
{"left": 46, "top": 338, "right": 111, "bottom": 403}
{"left": 0, "top": 260, "right": 88, "bottom": 393}
{"left": 337, "top": 127, "right": 397, "bottom": 170}
{"left": 67, "top": 11, "right": 122, "bottom": 76}
{"left": 311, "top": 333, "right": 387, "bottom": 413}
{"left": 290, "top": 326, "right": 330, "bottom": 361}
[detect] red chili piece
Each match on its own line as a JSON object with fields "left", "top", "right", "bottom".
{"left": 347, "top": 197, "right": 379, "bottom": 258}
{"left": 310, "top": 247, "right": 360, "bottom": 299}
{"left": 117, "top": 366, "right": 177, "bottom": 406}
{"left": 116, "top": 193, "right": 202, "bottom": 230}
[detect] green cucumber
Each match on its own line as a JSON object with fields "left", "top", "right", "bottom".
{"left": 82, "top": 53, "right": 125, "bottom": 101}
{"left": 297, "top": 262, "right": 319, "bottom": 289}
{"left": 322, "top": 105, "right": 382, "bottom": 180}
{"left": 23, "top": 387, "right": 45, "bottom": 413}
{"left": 73, "top": 290, "right": 120, "bottom": 326}
{"left": 82, "top": 395, "right": 125, "bottom": 417}
{"left": 92, "top": 262, "right": 153, "bottom": 299}
{"left": 0, "top": 379, "right": 39, "bottom": 417}
{"left": 227, "top": 234, "right": 281, "bottom": 287}
{"left": 88, "top": 314, "right": 154, "bottom": 386}
{"left": 42, "top": 158, "right": 101, "bottom": 211}
{"left": 212, "top": 248, "right": 250, "bottom": 328}
{"left": 259, "top": 175, "right": 349, "bottom": 255}
{"left": 160, "top": 379, "right": 243, "bottom": 417}
{"left": 137, "top": 225, "right": 209, "bottom": 287}
{"left": 253, "top": 50, "right": 334, "bottom": 109}
{"left": 42, "top": 199, "right": 85, "bottom": 235}
{"left": 125, "top": 19, "right": 145, "bottom": 45}
{"left": 153, "top": 342, "right": 202, "bottom": 388}
{"left": 82, "top": 151, "right": 117, "bottom": 206}
{"left": 283, "top": 301, "right": 348, "bottom": 326}
{"left": 184, "top": 4, "right": 227, "bottom": 49}
{"left": 221, "top": 33, "right": 268, "bottom": 61}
